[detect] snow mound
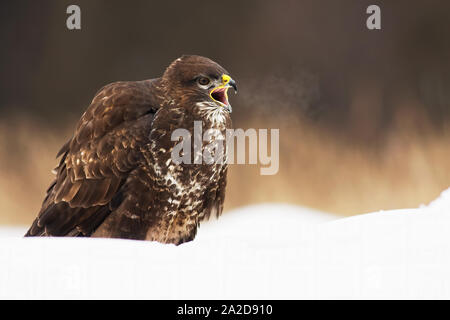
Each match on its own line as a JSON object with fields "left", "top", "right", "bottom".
{"left": 428, "top": 188, "right": 450, "bottom": 209}
{"left": 1, "top": 189, "right": 450, "bottom": 299}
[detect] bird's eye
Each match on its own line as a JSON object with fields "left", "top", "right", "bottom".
{"left": 197, "top": 77, "right": 210, "bottom": 86}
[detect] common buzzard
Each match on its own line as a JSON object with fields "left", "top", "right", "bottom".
{"left": 25, "top": 55, "right": 237, "bottom": 245}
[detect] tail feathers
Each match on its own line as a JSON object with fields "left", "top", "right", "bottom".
{"left": 25, "top": 202, "right": 111, "bottom": 237}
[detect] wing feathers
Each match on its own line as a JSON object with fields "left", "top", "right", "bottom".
{"left": 25, "top": 79, "right": 161, "bottom": 237}
{"left": 61, "top": 181, "right": 82, "bottom": 203}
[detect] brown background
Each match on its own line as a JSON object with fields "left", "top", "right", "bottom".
{"left": 1, "top": 0, "right": 450, "bottom": 225}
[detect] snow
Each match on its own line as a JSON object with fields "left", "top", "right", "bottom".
{"left": 1, "top": 190, "right": 450, "bottom": 299}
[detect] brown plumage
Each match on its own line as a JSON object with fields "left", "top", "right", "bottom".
{"left": 25, "top": 55, "right": 237, "bottom": 245}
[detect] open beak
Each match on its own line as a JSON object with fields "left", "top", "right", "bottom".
{"left": 209, "top": 74, "right": 237, "bottom": 113}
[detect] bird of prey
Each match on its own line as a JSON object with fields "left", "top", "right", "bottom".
{"left": 25, "top": 55, "right": 237, "bottom": 245}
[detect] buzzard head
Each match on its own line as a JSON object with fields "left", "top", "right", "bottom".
{"left": 162, "top": 55, "right": 237, "bottom": 113}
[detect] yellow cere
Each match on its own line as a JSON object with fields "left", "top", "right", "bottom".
{"left": 222, "top": 74, "right": 231, "bottom": 85}
{"left": 210, "top": 74, "right": 231, "bottom": 105}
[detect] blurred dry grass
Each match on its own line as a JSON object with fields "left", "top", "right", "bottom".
{"left": 227, "top": 117, "right": 450, "bottom": 215}
{"left": 1, "top": 111, "right": 449, "bottom": 226}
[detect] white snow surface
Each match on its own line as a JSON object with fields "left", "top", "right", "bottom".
{"left": 1, "top": 190, "right": 450, "bottom": 299}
